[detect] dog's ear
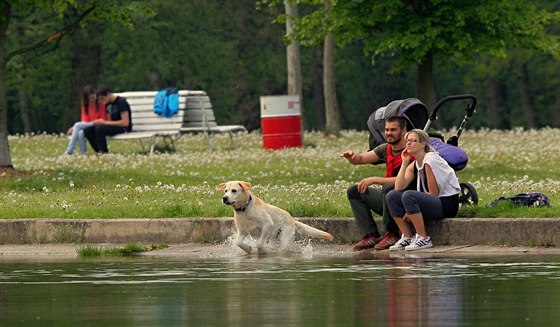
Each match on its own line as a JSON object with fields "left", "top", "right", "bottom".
{"left": 216, "top": 183, "right": 226, "bottom": 192}
{"left": 239, "top": 181, "right": 251, "bottom": 191}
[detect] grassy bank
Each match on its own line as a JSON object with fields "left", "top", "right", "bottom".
{"left": 77, "top": 243, "right": 169, "bottom": 257}
{"left": 1, "top": 129, "right": 558, "bottom": 219}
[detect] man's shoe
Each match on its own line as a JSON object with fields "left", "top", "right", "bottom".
{"left": 373, "top": 232, "right": 400, "bottom": 250}
{"left": 353, "top": 234, "right": 381, "bottom": 251}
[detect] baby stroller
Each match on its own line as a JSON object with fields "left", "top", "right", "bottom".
{"left": 367, "top": 94, "right": 478, "bottom": 206}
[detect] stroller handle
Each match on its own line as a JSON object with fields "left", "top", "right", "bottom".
{"left": 429, "top": 94, "right": 477, "bottom": 121}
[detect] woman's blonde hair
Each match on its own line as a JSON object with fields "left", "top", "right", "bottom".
{"left": 405, "top": 129, "right": 434, "bottom": 152}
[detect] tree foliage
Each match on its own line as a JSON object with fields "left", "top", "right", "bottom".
{"left": 287, "top": 0, "right": 560, "bottom": 68}
{"left": 275, "top": 0, "right": 560, "bottom": 110}
{"left": 0, "top": 0, "right": 148, "bottom": 167}
{"left": 1, "top": 0, "right": 560, "bottom": 169}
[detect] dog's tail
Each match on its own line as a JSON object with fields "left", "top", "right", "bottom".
{"left": 294, "top": 220, "right": 334, "bottom": 241}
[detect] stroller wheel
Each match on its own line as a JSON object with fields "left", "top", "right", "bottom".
{"left": 459, "top": 182, "right": 478, "bottom": 206}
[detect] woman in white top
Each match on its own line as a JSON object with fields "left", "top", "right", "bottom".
{"left": 386, "top": 129, "right": 460, "bottom": 251}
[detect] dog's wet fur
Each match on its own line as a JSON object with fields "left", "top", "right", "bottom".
{"left": 217, "top": 181, "right": 334, "bottom": 254}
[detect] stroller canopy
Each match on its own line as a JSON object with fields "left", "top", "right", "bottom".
{"left": 367, "top": 98, "right": 429, "bottom": 150}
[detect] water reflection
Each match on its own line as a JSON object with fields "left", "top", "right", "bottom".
{"left": 1, "top": 252, "right": 560, "bottom": 326}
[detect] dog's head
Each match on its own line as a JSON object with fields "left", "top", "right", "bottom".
{"left": 216, "top": 181, "right": 252, "bottom": 208}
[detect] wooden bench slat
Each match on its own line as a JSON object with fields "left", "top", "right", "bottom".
{"left": 111, "top": 131, "right": 180, "bottom": 140}
{"left": 131, "top": 109, "right": 214, "bottom": 119}
{"left": 181, "top": 125, "right": 246, "bottom": 133}
{"left": 123, "top": 97, "right": 211, "bottom": 108}
{"left": 131, "top": 115, "right": 186, "bottom": 123}
{"left": 130, "top": 125, "right": 184, "bottom": 131}
{"left": 182, "top": 122, "right": 218, "bottom": 128}
{"left": 117, "top": 90, "right": 206, "bottom": 97}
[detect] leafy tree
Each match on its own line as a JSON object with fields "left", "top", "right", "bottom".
{"left": 280, "top": 0, "right": 560, "bottom": 110}
{"left": 97, "top": 0, "right": 287, "bottom": 130}
{"left": 3, "top": 0, "right": 560, "bottom": 160}
{"left": 0, "top": 0, "right": 142, "bottom": 168}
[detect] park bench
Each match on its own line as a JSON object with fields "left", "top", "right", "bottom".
{"left": 111, "top": 90, "right": 247, "bottom": 154}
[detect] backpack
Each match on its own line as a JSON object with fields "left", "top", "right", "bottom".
{"left": 153, "top": 87, "right": 179, "bottom": 118}
{"left": 486, "top": 192, "right": 550, "bottom": 208}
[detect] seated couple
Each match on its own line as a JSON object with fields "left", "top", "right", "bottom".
{"left": 341, "top": 117, "right": 460, "bottom": 251}
{"left": 64, "top": 85, "right": 132, "bottom": 155}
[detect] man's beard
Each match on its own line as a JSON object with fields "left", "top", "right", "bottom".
{"left": 387, "top": 136, "right": 401, "bottom": 145}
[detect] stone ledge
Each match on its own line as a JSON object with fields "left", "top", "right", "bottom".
{"left": 0, "top": 218, "right": 558, "bottom": 247}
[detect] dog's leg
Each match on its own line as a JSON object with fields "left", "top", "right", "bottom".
{"left": 256, "top": 223, "right": 275, "bottom": 253}
{"left": 235, "top": 233, "right": 252, "bottom": 254}
{"left": 279, "top": 224, "right": 296, "bottom": 250}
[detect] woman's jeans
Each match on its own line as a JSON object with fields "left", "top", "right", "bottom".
{"left": 66, "top": 121, "right": 94, "bottom": 155}
{"left": 387, "top": 190, "right": 459, "bottom": 220}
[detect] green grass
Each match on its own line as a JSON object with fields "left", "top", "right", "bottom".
{"left": 1, "top": 129, "right": 559, "bottom": 219}
{"left": 77, "top": 243, "right": 169, "bottom": 257}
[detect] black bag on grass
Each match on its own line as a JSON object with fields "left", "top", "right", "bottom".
{"left": 486, "top": 192, "right": 550, "bottom": 208}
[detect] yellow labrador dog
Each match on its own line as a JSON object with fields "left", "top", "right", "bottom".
{"left": 217, "top": 181, "right": 334, "bottom": 254}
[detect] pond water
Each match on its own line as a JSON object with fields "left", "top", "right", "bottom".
{"left": 1, "top": 250, "right": 559, "bottom": 326}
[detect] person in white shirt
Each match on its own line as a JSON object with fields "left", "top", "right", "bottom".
{"left": 386, "top": 129, "right": 460, "bottom": 251}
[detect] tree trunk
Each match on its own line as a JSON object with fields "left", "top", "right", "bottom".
{"left": 0, "top": 4, "right": 13, "bottom": 167}
{"left": 0, "top": 67, "right": 13, "bottom": 168}
{"left": 17, "top": 74, "right": 32, "bottom": 133}
{"left": 486, "top": 78, "right": 500, "bottom": 129}
{"left": 324, "top": 31, "right": 341, "bottom": 135}
{"left": 516, "top": 61, "right": 535, "bottom": 129}
{"left": 285, "top": 2, "right": 302, "bottom": 97}
{"left": 285, "top": 2, "right": 304, "bottom": 132}
{"left": 322, "top": 0, "right": 340, "bottom": 135}
{"left": 310, "top": 50, "right": 324, "bottom": 130}
{"left": 416, "top": 52, "right": 434, "bottom": 109}
{"left": 416, "top": 52, "right": 440, "bottom": 129}
{"left": 554, "top": 87, "right": 560, "bottom": 128}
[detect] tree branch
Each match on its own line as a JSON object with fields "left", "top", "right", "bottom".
{"left": 5, "top": 4, "right": 97, "bottom": 64}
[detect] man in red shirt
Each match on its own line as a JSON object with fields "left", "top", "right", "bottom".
{"left": 341, "top": 116, "right": 408, "bottom": 251}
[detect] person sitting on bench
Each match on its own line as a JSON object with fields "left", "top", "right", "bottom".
{"left": 83, "top": 85, "right": 132, "bottom": 153}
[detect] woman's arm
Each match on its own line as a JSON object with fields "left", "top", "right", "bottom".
{"left": 395, "top": 160, "right": 415, "bottom": 191}
{"left": 394, "top": 148, "right": 416, "bottom": 191}
{"left": 424, "top": 164, "right": 440, "bottom": 196}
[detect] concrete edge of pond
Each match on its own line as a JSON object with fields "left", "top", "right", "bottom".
{"left": 1, "top": 243, "right": 560, "bottom": 261}
{"left": 1, "top": 218, "right": 560, "bottom": 259}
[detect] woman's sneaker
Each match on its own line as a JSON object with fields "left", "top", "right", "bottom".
{"left": 389, "top": 235, "right": 414, "bottom": 251}
{"left": 405, "top": 234, "right": 433, "bottom": 251}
